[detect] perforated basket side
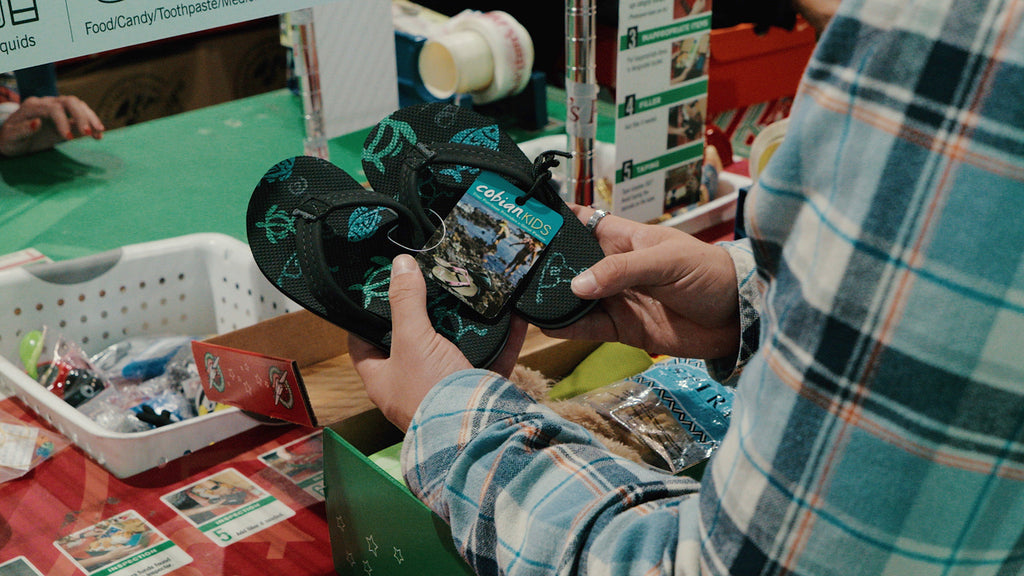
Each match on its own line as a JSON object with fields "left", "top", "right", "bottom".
{"left": 197, "top": 233, "right": 301, "bottom": 334}
{"left": 0, "top": 233, "right": 298, "bottom": 477}
{"left": 0, "top": 355, "right": 261, "bottom": 477}
{"left": 0, "top": 242, "right": 212, "bottom": 360}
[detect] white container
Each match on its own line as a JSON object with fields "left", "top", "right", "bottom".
{"left": 516, "top": 135, "right": 750, "bottom": 235}
{"left": 0, "top": 233, "right": 300, "bottom": 478}
{"left": 418, "top": 10, "right": 534, "bottom": 104}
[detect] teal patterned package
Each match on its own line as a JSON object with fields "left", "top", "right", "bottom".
{"left": 571, "top": 358, "right": 733, "bottom": 474}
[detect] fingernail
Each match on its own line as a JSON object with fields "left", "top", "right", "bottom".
{"left": 64, "top": 131, "right": 74, "bottom": 140}
{"left": 392, "top": 254, "right": 417, "bottom": 276}
{"left": 571, "top": 270, "right": 597, "bottom": 296}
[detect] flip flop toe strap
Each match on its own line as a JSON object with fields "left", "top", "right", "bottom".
{"left": 399, "top": 142, "right": 540, "bottom": 235}
{"left": 291, "top": 191, "right": 424, "bottom": 345}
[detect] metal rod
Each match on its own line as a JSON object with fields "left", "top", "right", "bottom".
{"left": 565, "top": 0, "right": 597, "bottom": 206}
{"left": 291, "top": 8, "right": 329, "bottom": 160}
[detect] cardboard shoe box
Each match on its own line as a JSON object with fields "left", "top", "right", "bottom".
{"left": 192, "top": 310, "right": 599, "bottom": 575}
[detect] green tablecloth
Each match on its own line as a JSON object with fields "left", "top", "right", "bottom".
{"left": 0, "top": 87, "right": 612, "bottom": 261}
{"left": 1, "top": 91, "right": 352, "bottom": 260}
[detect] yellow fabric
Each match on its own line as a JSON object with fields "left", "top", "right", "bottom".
{"left": 367, "top": 443, "right": 404, "bottom": 483}
{"left": 547, "top": 342, "right": 654, "bottom": 400}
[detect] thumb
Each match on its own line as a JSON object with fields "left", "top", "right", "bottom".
{"left": 387, "top": 254, "right": 433, "bottom": 338}
{"left": 571, "top": 242, "right": 695, "bottom": 299}
{"left": 570, "top": 251, "right": 644, "bottom": 299}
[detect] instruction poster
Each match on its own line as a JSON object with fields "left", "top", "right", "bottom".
{"left": 614, "top": 0, "right": 710, "bottom": 223}
{"left": 0, "top": 0, "right": 333, "bottom": 71}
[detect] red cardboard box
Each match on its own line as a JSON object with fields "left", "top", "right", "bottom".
{"left": 190, "top": 310, "right": 601, "bottom": 575}
{"left": 192, "top": 309, "right": 599, "bottom": 428}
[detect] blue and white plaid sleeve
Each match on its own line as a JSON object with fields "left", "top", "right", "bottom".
{"left": 703, "top": 0, "right": 1024, "bottom": 573}
{"left": 403, "top": 369, "right": 702, "bottom": 576}
{"left": 405, "top": 0, "right": 1024, "bottom": 574}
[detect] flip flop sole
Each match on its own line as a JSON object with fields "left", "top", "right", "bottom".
{"left": 247, "top": 155, "right": 510, "bottom": 368}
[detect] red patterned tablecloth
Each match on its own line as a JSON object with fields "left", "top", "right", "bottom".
{"left": 0, "top": 397, "right": 336, "bottom": 576}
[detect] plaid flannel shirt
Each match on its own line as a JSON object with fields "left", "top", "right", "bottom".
{"left": 403, "top": 0, "right": 1024, "bottom": 574}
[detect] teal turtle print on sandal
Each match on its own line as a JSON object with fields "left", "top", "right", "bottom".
{"left": 256, "top": 205, "right": 296, "bottom": 244}
{"left": 263, "top": 158, "right": 295, "bottom": 183}
{"left": 429, "top": 296, "right": 490, "bottom": 341}
{"left": 363, "top": 118, "right": 418, "bottom": 173}
{"left": 349, "top": 256, "right": 392, "bottom": 308}
{"left": 534, "top": 253, "right": 587, "bottom": 304}
{"left": 438, "top": 125, "right": 500, "bottom": 183}
{"left": 453, "top": 124, "right": 500, "bottom": 148}
{"left": 276, "top": 252, "right": 303, "bottom": 285}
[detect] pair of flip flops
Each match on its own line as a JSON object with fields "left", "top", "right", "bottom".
{"left": 431, "top": 257, "right": 480, "bottom": 298}
{"left": 246, "top": 103, "right": 604, "bottom": 368}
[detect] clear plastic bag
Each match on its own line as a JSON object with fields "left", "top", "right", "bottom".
{"left": 569, "top": 358, "right": 734, "bottom": 474}
{"left": 36, "top": 334, "right": 107, "bottom": 408}
{"left": 77, "top": 345, "right": 200, "bottom": 433}
{"left": 89, "top": 335, "right": 196, "bottom": 386}
{"left": 0, "top": 408, "right": 71, "bottom": 483}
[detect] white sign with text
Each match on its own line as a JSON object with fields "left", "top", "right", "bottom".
{"left": 614, "top": 0, "right": 710, "bottom": 223}
{"left": 0, "top": 0, "right": 333, "bottom": 70}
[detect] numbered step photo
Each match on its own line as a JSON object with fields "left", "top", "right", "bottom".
{"left": 161, "top": 467, "right": 295, "bottom": 547}
{"left": 53, "top": 510, "right": 191, "bottom": 576}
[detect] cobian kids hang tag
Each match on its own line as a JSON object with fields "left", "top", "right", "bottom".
{"left": 416, "top": 171, "right": 564, "bottom": 319}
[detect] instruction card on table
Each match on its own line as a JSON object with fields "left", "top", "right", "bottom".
{"left": 0, "top": 0, "right": 335, "bottom": 70}
{"left": 0, "top": 422, "right": 37, "bottom": 470}
{"left": 259, "top": 430, "right": 326, "bottom": 502}
{"left": 53, "top": 510, "right": 192, "bottom": 576}
{"left": 161, "top": 467, "right": 295, "bottom": 547}
{"left": 614, "top": 0, "right": 710, "bottom": 223}
{"left": 0, "top": 557, "right": 44, "bottom": 576}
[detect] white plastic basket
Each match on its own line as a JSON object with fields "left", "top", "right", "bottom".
{"left": 0, "top": 233, "right": 301, "bottom": 478}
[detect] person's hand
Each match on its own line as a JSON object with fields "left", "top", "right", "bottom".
{"left": 349, "top": 254, "right": 529, "bottom": 431}
{"left": 543, "top": 205, "right": 740, "bottom": 361}
{"left": 793, "top": 0, "right": 839, "bottom": 36}
{"left": 0, "top": 95, "right": 105, "bottom": 157}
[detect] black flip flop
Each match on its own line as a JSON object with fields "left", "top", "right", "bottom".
{"left": 361, "top": 103, "right": 605, "bottom": 329}
{"left": 246, "top": 155, "right": 512, "bottom": 368}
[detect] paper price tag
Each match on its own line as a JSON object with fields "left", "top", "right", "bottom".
{"left": 417, "top": 171, "right": 563, "bottom": 319}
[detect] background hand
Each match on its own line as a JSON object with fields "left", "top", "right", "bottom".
{"left": 543, "top": 205, "right": 740, "bottom": 361}
{"left": 0, "top": 95, "right": 105, "bottom": 157}
{"left": 349, "top": 254, "right": 528, "bottom": 431}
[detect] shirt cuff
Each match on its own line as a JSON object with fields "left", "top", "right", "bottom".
{"left": 705, "top": 238, "right": 763, "bottom": 383}
{"left": 400, "top": 369, "right": 530, "bottom": 518}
